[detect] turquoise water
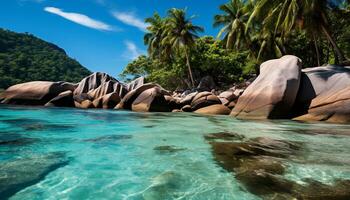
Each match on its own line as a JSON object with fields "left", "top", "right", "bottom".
{"left": 0, "top": 106, "right": 350, "bottom": 199}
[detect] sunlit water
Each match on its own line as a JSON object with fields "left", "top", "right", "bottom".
{"left": 0, "top": 106, "right": 350, "bottom": 200}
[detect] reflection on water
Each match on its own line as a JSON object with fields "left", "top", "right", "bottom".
{"left": 0, "top": 106, "right": 349, "bottom": 199}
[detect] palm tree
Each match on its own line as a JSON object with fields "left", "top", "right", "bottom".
{"left": 213, "top": 0, "right": 252, "bottom": 49}
{"left": 248, "top": 0, "right": 348, "bottom": 64}
{"left": 144, "top": 13, "right": 166, "bottom": 59}
{"left": 163, "top": 8, "right": 204, "bottom": 87}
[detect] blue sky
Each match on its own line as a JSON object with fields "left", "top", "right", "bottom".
{"left": 0, "top": 0, "right": 228, "bottom": 77}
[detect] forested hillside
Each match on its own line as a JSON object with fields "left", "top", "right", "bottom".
{"left": 0, "top": 29, "right": 91, "bottom": 89}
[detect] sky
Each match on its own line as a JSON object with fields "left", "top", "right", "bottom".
{"left": 0, "top": 0, "right": 228, "bottom": 77}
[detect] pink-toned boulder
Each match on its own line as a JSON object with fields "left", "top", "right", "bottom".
{"left": 231, "top": 55, "right": 302, "bottom": 119}
{"left": 131, "top": 87, "right": 173, "bottom": 112}
{"left": 218, "top": 91, "right": 238, "bottom": 105}
{"left": 74, "top": 72, "right": 127, "bottom": 97}
{"left": 75, "top": 99, "right": 94, "bottom": 109}
{"left": 294, "top": 86, "right": 350, "bottom": 123}
{"left": 92, "top": 92, "right": 121, "bottom": 109}
{"left": 195, "top": 104, "right": 231, "bottom": 115}
{"left": 0, "top": 81, "right": 76, "bottom": 105}
{"left": 116, "top": 83, "right": 168, "bottom": 110}
{"left": 191, "top": 92, "right": 222, "bottom": 111}
{"left": 293, "top": 65, "right": 350, "bottom": 123}
{"left": 45, "top": 90, "right": 74, "bottom": 107}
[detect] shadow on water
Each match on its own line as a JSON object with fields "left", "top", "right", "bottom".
{"left": 0, "top": 152, "right": 69, "bottom": 199}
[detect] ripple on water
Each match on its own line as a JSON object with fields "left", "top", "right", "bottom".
{"left": 0, "top": 106, "right": 349, "bottom": 200}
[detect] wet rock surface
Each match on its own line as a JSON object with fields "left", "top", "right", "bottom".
{"left": 205, "top": 133, "right": 350, "bottom": 199}
{"left": 0, "top": 152, "right": 69, "bottom": 199}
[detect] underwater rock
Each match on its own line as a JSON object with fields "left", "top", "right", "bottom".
{"left": 153, "top": 145, "right": 186, "bottom": 153}
{"left": 142, "top": 171, "right": 187, "bottom": 200}
{"left": 84, "top": 135, "right": 132, "bottom": 143}
{"left": 0, "top": 133, "right": 38, "bottom": 146}
{"left": 204, "top": 132, "right": 245, "bottom": 141}
{"left": 207, "top": 136, "right": 350, "bottom": 199}
{"left": 0, "top": 152, "right": 69, "bottom": 199}
{"left": 2, "top": 118, "right": 75, "bottom": 132}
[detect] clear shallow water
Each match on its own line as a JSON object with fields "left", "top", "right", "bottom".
{"left": 0, "top": 106, "right": 350, "bottom": 200}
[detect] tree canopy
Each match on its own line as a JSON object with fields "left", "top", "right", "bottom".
{"left": 0, "top": 28, "right": 91, "bottom": 89}
{"left": 121, "top": 1, "right": 350, "bottom": 90}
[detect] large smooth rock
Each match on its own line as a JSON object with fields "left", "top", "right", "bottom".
{"left": 194, "top": 104, "right": 231, "bottom": 115}
{"left": 126, "top": 76, "right": 145, "bottom": 91}
{"left": 0, "top": 81, "right": 76, "bottom": 105}
{"left": 116, "top": 83, "right": 169, "bottom": 110}
{"left": 218, "top": 90, "right": 238, "bottom": 105}
{"left": 292, "top": 65, "right": 350, "bottom": 122}
{"left": 191, "top": 92, "right": 222, "bottom": 111}
{"left": 74, "top": 72, "right": 127, "bottom": 97}
{"left": 131, "top": 87, "right": 173, "bottom": 112}
{"left": 294, "top": 85, "right": 350, "bottom": 123}
{"left": 231, "top": 55, "right": 302, "bottom": 119}
{"left": 45, "top": 90, "right": 74, "bottom": 107}
{"left": 92, "top": 92, "right": 121, "bottom": 109}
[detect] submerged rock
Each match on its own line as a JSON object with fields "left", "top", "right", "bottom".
{"left": 153, "top": 145, "right": 186, "bottom": 153}
{"left": 204, "top": 132, "right": 245, "bottom": 141}
{"left": 0, "top": 152, "right": 69, "bottom": 199}
{"left": 142, "top": 171, "right": 187, "bottom": 200}
{"left": 231, "top": 55, "right": 302, "bottom": 119}
{"left": 207, "top": 136, "right": 350, "bottom": 199}
{"left": 84, "top": 135, "right": 132, "bottom": 143}
{"left": 0, "top": 133, "right": 38, "bottom": 146}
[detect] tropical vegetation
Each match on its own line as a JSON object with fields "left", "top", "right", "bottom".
{"left": 0, "top": 28, "right": 91, "bottom": 89}
{"left": 122, "top": 0, "right": 350, "bottom": 90}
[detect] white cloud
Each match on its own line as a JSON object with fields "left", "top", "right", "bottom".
{"left": 112, "top": 12, "right": 148, "bottom": 32}
{"left": 124, "top": 41, "right": 145, "bottom": 60}
{"left": 44, "top": 7, "right": 113, "bottom": 31}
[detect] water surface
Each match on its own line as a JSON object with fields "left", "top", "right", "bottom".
{"left": 0, "top": 106, "right": 350, "bottom": 199}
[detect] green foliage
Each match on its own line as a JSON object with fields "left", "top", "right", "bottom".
{"left": 122, "top": 1, "right": 350, "bottom": 90}
{"left": 0, "top": 28, "right": 91, "bottom": 89}
{"left": 121, "top": 36, "right": 257, "bottom": 90}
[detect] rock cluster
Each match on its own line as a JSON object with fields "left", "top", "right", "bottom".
{"left": 1, "top": 55, "right": 349, "bottom": 122}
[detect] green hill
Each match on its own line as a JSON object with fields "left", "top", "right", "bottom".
{"left": 0, "top": 28, "right": 91, "bottom": 89}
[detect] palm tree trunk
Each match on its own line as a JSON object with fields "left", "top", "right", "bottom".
{"left": 320, "top": 24, "right": 346, "bottom": 64}
{"left": 185, "top": 49, "right": 195, "bottom": 88}
{"left": 313, "top": 34, "right": 320, "bottom": 66}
